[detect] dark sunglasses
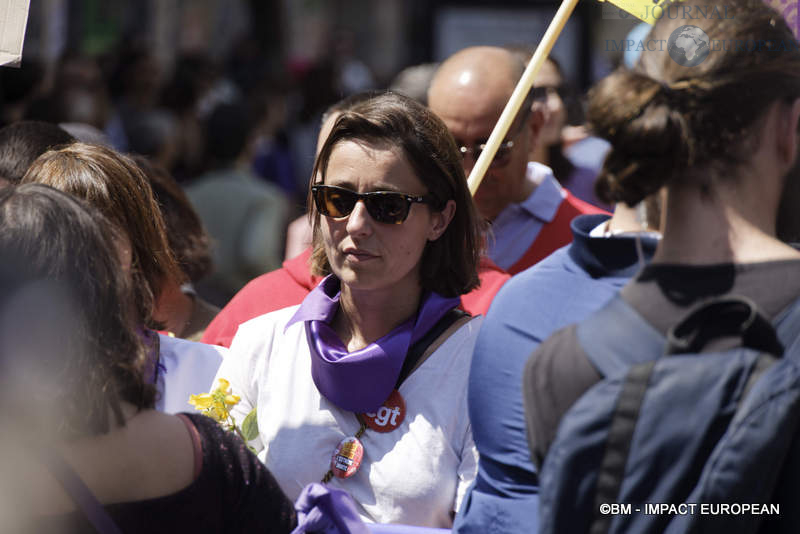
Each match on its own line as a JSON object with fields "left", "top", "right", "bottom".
{"left": 311, "top": 184, "right": 437, "bottom": 224}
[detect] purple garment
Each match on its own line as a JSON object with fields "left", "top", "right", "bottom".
{"left": 368, "top": 526, "right": 451, "bottom": 534}
{"left": 292, "top": 483, "right": 370, "bottom": 534}
{"left": 139, "top": 329, "right": 164, "bottom": 385}
{"left": 286, "top": 275, "right": 460, "bottom": 412}
{"left": 292, "top": 483, "right": 450, "bottom": 534}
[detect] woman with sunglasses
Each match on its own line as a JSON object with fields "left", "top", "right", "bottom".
{"left": 215, "top": 91, "right": 484, "bottom": 527}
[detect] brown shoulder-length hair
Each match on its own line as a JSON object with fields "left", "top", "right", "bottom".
{"left": 132, "top": 155, "right": 213, "bottom": 283}
{"left": 0, "top": 184, "right": 156, "bottom": 439}
{"left": 21, "top": 143, "right": 181, "bottom": 327}
{"left": 308, "top": 91, "right": 483, "bottom": 297}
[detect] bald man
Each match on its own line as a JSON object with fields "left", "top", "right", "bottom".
{"left": 428, "top": 47, "right": 605, "bottom": 274}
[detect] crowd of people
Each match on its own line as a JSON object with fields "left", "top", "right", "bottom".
{"left": 1, "top": 0, "right": 800, "bottom": 531}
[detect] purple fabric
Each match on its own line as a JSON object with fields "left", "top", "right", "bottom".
{"left": 287, "top": 275, "right": 460, "bottom": 412}
{"left": 139, "top": 329, "right": 164, "bottom": 385}
{"left": 292, "top": 483, "right": 371, "bottom": 534}
{"left": 367, "top": 526, "right": 451, "bottom": 534}
{"left": 41, "top": 449, "right": 124, "bottom": 534}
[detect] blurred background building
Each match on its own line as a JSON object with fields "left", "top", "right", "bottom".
{"left": 7, "top": 0, "right": 642, "bottom": 304}
{"left": 15, "top": 0, "right": 641, "bottom": 185}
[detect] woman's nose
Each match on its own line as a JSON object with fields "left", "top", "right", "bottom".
{"left": 345, "top": 200, "right": 373, "bottom": 236}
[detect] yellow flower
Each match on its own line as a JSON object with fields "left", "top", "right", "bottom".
{"left": 189, "top": 379, "right": 241, "bottom": 424}
{"left": 188, "top": 379, "right": 257, "bottom": 452}
{"left": 188, "top": 392, "right": 215, "bottom": 410}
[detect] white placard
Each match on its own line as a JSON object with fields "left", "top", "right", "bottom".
{"left": 0, "top": 0, "right": 30, "bottom": 67}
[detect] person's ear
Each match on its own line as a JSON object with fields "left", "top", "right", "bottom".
{"left": 525, "top": 107, "right": 545, "bottom": 154}
{"left": 428, "top": 199, "right": 456, "bottom": 241}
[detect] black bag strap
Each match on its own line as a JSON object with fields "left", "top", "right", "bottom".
{"left": 395, "top": 308, "right": 470, "bottom": 389}
{"left": 40, "top": 449, "right": 123, "bottom": 534}
{"left": 665, "top": 296, "right": 783, "bottom": 356}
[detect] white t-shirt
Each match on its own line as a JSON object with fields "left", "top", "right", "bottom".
{"left": 216, "top": 306, "right": 481, "bottom": 527}
{"left": 156, "top": 333, "right": 226, "bottom": 414}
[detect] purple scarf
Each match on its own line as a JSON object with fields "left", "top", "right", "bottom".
{"left": 286, "top": 275, "right": 460, "bottom": 412}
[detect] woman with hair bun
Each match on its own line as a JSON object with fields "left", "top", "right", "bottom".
{"left": 524, "top": 0, "right": 800, "bottom": 468}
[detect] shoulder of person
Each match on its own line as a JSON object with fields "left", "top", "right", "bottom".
{"left": 451, "top": 314, "right": 483, "bottom": 342}
{"left": 230, "top": 305, "right": 303, "bottom": 352}
{"left": 426, "top": 314, "right": 483, "bottom": 365}
{"left": 159, "top": 333, "right": 228, "bottom": 362}
{"left": 238, "top": 304, "right": 301, "bottom": 331}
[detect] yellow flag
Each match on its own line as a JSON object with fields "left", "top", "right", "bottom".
{"left": 598, "top": 0, "right": 680, "bottom": 24}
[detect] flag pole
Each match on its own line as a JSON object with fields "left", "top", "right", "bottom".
{"left": 467, "top": 0, "right": 582, "bottom": 196}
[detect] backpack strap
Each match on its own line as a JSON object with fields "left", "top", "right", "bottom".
{"left": 395, "top": 308, "right": 470, "bottom": 388}
{"left": 773, "top": 296, "right": 800, "bottom": 360}
{"left": 665, "top": 296, "right": 783, "bottom": 356}
{"left": 576, "top": 296, "right": 665, "bottom": 377}
{"left": 590, "top": 360, "right": 657, "bottom": 534}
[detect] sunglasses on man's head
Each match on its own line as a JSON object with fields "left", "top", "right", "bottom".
{"left": 311, "top": 184, "right": 437, "bottom": 224}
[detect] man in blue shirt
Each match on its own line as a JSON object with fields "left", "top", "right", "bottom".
{"left": 453, "top": 204, "right": 660, "bottom": 533}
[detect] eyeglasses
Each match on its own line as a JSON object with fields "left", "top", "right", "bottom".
{"left": 311, "top": 184, "right": 436, "bottom": 224}
{"left": 456, "top": 114, "right": 529, "bottom": 168}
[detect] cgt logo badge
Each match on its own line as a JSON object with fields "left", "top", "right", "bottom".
{"left": 668, "top": 25, "right": 711, "bottom": 66}
{"left": 362, "top": 389, "right": 406, "bottom": 432}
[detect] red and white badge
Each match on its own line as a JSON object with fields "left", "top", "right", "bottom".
{"left": 361, "top": 389, "right": 406, "bottom": 433}
{"left": 331, "top": 436, "right": 364, "bottom": 478}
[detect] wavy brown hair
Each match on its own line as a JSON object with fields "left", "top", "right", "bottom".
{"left": 308, "top": 91, "right": 483, "bottom": 297}
{"left": 21, "top": 143, "right": 181, "bottom": 328}
{"left": 0, "top": 184, "right": 156, "bottom": 439}
{"left": 589, "top": 0, "right": 800, "bottom": 207}
{"left": 133, "top": 155, "right": 213, "bottom": 283}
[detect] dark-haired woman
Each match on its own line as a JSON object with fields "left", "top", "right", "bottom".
{"left": 133, "top": 155, "right": 220, "bottom": 342}
{"left": 524, "top": 0, "right": 800, "bottom": 470}
{"left": 216, "top": 92, "right": 484, "bottom": 527}
{"left": 0, "top": 184, "right": 296, "bottom": 532}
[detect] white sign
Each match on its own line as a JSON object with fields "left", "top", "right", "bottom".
{"left": 0, "top": 0, "right": 29, "bottom": 67}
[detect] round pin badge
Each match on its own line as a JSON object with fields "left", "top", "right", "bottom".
{"left": 331, "top": 436, "right": 364, "bottom": 478}
{"left": 361, "top": 389, "right": 406, "bottom": 433}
